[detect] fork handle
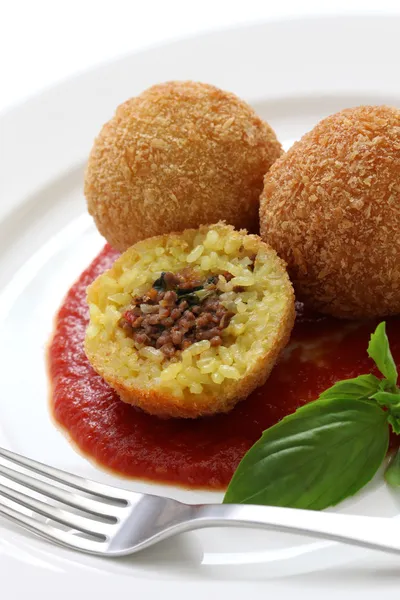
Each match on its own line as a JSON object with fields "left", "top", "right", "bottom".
{"left": 191, "top": 504, "right": 400, "bottom": 555}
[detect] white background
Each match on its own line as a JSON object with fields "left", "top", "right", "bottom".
{"left": 1, "top": 0, "right": 400, "bottom": 114}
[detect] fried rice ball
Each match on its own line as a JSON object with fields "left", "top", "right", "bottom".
{"left": 85, "top": 81, "right": 282, "bottom": 252}
{"left": 260, "top": 105, "right": 400, "bottom": 318}
{"left": 85, "top": 223, "right": 295, "bottom": 418}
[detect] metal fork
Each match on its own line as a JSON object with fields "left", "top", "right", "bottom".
{"left": 1, "top": 446, "right": 400, "bottom": 557}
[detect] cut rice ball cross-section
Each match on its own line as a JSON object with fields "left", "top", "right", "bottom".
{"left": 85, "top": 223, "right": 295, "bottom": 418}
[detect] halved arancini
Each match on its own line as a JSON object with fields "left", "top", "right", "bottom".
{"left": 85, "top": 223, "right": 295, "bottom": 418}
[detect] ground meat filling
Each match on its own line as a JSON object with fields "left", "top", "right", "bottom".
{"left": 119, "top": 270, "right": 234, "bottom": 358}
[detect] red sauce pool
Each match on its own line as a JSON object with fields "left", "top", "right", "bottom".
{"left": 48, "top": 244, "right": 400, "bottom": 490}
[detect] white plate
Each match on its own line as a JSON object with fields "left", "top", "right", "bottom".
{"left": 1, "top": 14, "right": 400, "bottom": 599}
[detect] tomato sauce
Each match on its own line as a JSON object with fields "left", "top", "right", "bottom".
{"left": 48, "top": 245, "right": 400, "bottom": 490}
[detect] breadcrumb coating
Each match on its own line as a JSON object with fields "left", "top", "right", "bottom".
{"left": 85, "top": 81, "right": 282, "bottom": 251}
{"left": 260, "top": 105, "right": 400, "bottom": 318}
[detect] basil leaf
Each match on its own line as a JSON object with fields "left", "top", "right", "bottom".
{"left": 387, "top": 413, "right": 400, "bottom": 435}
{"left": 177, "top": 285, "right": 203, "bottom": 296}
{"left": 319, "top": 374, "right": 381, "bottom": 401}
{"left": 371, "top": 391, "right": 400, "bottom": 408}
{"left": 371, "top": 391, "right": 400, "bottom": 434}
{"left": 178, "top": 292, "right": 200, "bottom": 306}
{"left": 152, "top": 273, "right": 166, "bottom": 292}
{"left": 385, "top": 449, "right": 400, "bottom": 486}
{"left": 367, "top": 322, "right": 398, "bottom": 387}
{"left": 223, "top": 398, "right": 389, "bottom": 510}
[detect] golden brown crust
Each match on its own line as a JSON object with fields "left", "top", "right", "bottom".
{"left": 260, "top": 105, "right": 400, "bottom": 318}
{"left": 85, "top": 81, "right": 282, "bottom": 252}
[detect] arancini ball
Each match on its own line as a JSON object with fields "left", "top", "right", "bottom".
{"left": 85, "top": 81, "right": 282, "bottom": 252}
{"left": 85, "top": 223, "right": 295, "bottom": 419}
{"left": 260, "top": 105, "right": 400, "bottom": 318}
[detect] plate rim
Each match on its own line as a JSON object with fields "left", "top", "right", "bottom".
{"left": 1, "top": 13, "right": 400, "bottom": 598}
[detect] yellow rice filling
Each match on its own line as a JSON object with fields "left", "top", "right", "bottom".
{"left": 85, "top": 224, "right": 290, "bottom": 399}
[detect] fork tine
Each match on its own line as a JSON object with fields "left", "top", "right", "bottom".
{"left": 0, "top": 498, "right": 108, "bottom": 554}
{"left": 0, "top": 481, "right": 113, "bottom": 537}
{"left": 0, "top": 447, "right": 127, "bottom": 503}
{"left": 0, "top": 461, "right": 119, "bottom": 519}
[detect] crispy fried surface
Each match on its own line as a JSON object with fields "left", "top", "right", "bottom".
{"left": 111, "top": 352, "right": 285, "bottom": 419}
{"left": 260, "top": 105, "right": 400, "bottom": 318}
{"left": 85, "top": 81, "right": 282, "bottom": 251}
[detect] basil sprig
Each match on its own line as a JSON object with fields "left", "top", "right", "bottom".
{"left": 367, "top": 321, "right": 398, "bottom": 388}
{"left": 224, "top": 322, "right": 400, "bottom": 509}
